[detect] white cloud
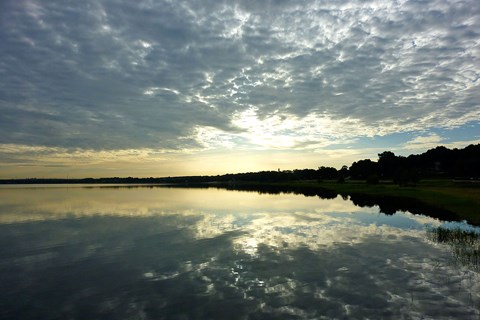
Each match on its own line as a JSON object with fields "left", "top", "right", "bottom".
{"left": 403, "top": 133, "right": 445, "bottom": 150}
{"left": 403, "top": 133, "right": 480, "bottom": 152}
{"left": 195, "top": 108, "right": 369, "bottom": 150}
{"left": 0, "top": 0, "right": 479, "bottom": 175}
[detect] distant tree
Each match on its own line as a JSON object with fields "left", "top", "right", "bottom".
{"left": 337, "top": 165, "right": 349, "bottom": 183}
{"left": 377, "top": 151, "right": 407, "bottom": 179}
{"left": 317, "top": 166, "right": 338, "bottom": 180}
{"left": 349, "top": 159, "right": 378, "bottom": 180}
{"left": 378, "top": 151, "right": 396, "bottom": 161}
{"left": 293, "top": 169, "right": 318, "bottom": 180}
{"left": 453, "top": 144, "right": 480, "bottom": 178}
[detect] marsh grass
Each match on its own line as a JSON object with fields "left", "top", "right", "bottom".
{"left": 427, "top": 227, "right": 480, "bottom": 272}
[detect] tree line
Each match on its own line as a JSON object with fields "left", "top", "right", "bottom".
{"left": 1, "top": 144, "right": 479, "bottom": 185}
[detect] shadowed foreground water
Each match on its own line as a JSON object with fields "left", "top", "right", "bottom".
{"left": 0, "top": 185, "right": 479, "bottom": 319}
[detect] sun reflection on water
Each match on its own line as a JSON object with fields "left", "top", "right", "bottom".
{"left": 239, "top": 237, "right": 258, "bottom": 256}
{"left": 1, "top": 185, "right": 479, "bottom": 319}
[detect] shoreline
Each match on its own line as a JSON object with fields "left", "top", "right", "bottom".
{"left": 1, "top": 178, "right": 479, "bottom": 225}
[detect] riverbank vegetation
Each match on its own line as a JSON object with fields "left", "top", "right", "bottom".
{"left": 427, "top": 226, "right": 480, "bottom": 271}
{"left": 2, "top": 144, "right": 479, "bottom": 223}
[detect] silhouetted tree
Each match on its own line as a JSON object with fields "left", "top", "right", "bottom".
{"left": 378, "top": 151, "right": 405, "bottom": 179}
{"left": 349, "top": 159, "right": 378, "bottom": 180}
{"left": 317, "top": 166, "right": 339, "bottom": 180}
{"left": 1, "top": 144, "right": 479, "bottom": 185}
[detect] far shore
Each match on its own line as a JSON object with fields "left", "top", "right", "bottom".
{"left": 1, "top": 177, "right": 479, "bottom": 225}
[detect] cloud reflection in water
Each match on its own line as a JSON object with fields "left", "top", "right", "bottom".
{"left": 0, "top": 185, "right": 479, "bottom": 319}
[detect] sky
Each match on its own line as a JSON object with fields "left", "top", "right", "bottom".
{"left": 1, "top": 0, "right": 479, "bottom": 178}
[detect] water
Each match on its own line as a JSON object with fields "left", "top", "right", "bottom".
{"left": 0, "top": 185, "right": 479, "bottom": 319}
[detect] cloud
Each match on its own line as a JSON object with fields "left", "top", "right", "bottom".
{"left": 2, "top": 186, "right": 478, "bottom": 318}
{"left": 403, "top": 133, "right": 444, "bottom": 150}
{"left": 403, "top": 133, "right": 480, "bottom": 152}
{"left": 0, "top": 0, "right": 479, "bottom": 158}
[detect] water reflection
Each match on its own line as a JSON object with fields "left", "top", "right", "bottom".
{"left": 0, "top": 185, "right": 479, "bottom": 319}
{"left": 217, "top": 184, "right": 464, "bottom": 223}
{"left": 0, "top": 184, "right": 374, "bottom": 224}
{"left": 427, "top": 226, "right": 480, "bottom": 272}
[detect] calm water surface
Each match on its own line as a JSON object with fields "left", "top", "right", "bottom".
{"left": 0, "top": 185, "right": 479, "bottom": 319}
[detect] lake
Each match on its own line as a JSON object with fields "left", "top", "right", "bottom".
{"left": 0, "top": 185, "right": 479, "bottom": 319}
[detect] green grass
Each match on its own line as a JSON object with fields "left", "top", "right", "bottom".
{"left": 236, "top": 179, "right": 480, "bottom": 224}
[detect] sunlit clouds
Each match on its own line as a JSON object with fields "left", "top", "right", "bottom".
{"left": 1, "top": 0, "right": 479, "bottom": 177}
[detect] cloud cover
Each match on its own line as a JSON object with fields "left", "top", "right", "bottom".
{"left": 0, "top": 0, "right": 479, "bottom": 169}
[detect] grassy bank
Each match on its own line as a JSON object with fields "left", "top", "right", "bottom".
{"left": 234, "top": 179, "right": 480, "bottom": 224}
